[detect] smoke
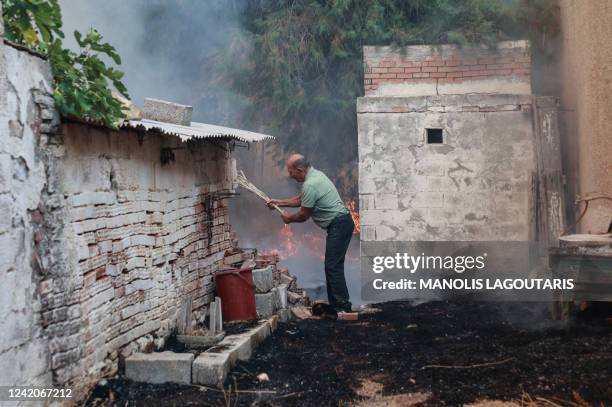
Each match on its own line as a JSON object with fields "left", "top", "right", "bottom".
{"left": 58, "top": 0, "right": 248, "bottom": 124}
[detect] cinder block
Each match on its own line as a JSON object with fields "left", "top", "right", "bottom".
{"left": 217, "top": 334, "right": 252, "bottom": 363}
{"left": 405, "top": 192, "right": 444, "bottom": 208}
{"left": 271, "top": 287, "right": 281, "bottom": 310}
{"left": 415, "top": 159, "right": 445, "bottom": 176}
{"left": 375, "top": 225, "right": 398, "bottom": 240}
{"left": 359, "top": 194, "right": 375, "bottom": 210}
{"left": 287, "top": 291, "right": 302, "bottom": 304}
{"left": 277, "top": 308, "right": 293, "bottom": 323}
{"left": 358, "top": 176, "right": 377, "bottom": 194}
{"left": 252, "top": 266, "right": 273, "bottom": 293}
{"left": 361, "top": 225, "right": 376, "bottom": 241}
{"left": 143, "top": 98, "right": 193, "bottom": 126}
{"left": 125, "top": 351, "right": 193, "bottom": 384}
{"left": 192, "top": 352, "right": 230, "bottom": 387}
{"left": 277, "top": 284, "right": 288, "bottom": 308}
{"left": 268, "top": 315, "right": 279, "bottom": 332}
{"left": 255, "top": 291, "right": 276, "bottom": 317}
{"left": 250, "top": 321, "right": 271, "bottom": 346}
{"left": 279, "top": 273, "right": 295, "bottom": 287}
{"left": 374, "top": 194, "right": 398, "bottom": 210}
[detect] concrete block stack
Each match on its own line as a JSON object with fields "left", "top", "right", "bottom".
{"left": 274, "top": 266, "right": 309, "bottom": 308}
{"left": 253, "top": 256, "right": 309, "bottom": 316}
{"left": 253, "top": 266, "right": 278, "bottom": 317}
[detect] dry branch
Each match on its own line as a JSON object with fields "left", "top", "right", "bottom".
{"left": 237, "top": 171, "right": 283, "bottom": 214}
{"left": 420, "top": 357, "right": 514, "bottom": 370}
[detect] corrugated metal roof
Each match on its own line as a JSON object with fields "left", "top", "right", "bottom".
{"left": 123, "top": 118, "right": 274, "bottom": 143}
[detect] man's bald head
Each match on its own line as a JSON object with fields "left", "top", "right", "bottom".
{"left": 287, "top": 153, "right": 310, "bottom": 182}
{"left": 287, "top": 154, "right": 303, "bottom": 168}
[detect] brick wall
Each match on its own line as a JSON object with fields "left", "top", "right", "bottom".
{"left": 1, "top": 28, "right": 243, "bottom": 397}
{"left": 38, "top": 123, "right": 237, "bottom": 391}
{"left": 363, "top": 40, "right": 531, "bottom": 97}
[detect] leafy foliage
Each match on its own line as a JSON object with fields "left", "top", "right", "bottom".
{"left": 2, "top": 0, "right": 129, "bottom": 127}
{"left": 516, "top": 0, "right": 560, "bottom": 54}
{"left": 48, "top": 30, "right": 128, "bottom": 125}
{"left": 2, "top": 0, "right": 63, "bottom": 51}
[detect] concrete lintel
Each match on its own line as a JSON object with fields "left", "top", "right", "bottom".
{"left": 357, "top": 93, "right": 533, "bottom": 113}
{"left": 363, "top": 40, "right": 530, "bottom": 60}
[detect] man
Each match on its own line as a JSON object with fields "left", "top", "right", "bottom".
{"left": 267, "top": 154, "right": 354, "bottom": 313}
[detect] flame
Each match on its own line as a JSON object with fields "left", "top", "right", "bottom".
{"left": 280, "top": 224, "right": 297, "bottom": 257}
{"left": 346, "top": 199, "right": 361, "bottom": 234}
{"left": 260, "top": 202, "right": 360, "bottom": 262}
{"left": 261, "top": 224, "right": 297, "bottom": 260}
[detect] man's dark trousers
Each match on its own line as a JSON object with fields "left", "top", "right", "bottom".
{"left": 324, "top": 213, "right": 354, "bottom": 312}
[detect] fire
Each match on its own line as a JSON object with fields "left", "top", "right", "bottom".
{"left": 346, "top": 199, "right": 361, "bottom": 234}
{"left": 260, "top": 202, "right": 360, "bottom": 262}
{"left": 280, "top": 224, "right": 297, "bottom": 257}
{"left": 261, "top": 224, "right": 297, "bottom": 260}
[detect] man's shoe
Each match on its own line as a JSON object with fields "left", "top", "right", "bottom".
{"left": 312, "top": 303, "right": 338, "bottom": 320}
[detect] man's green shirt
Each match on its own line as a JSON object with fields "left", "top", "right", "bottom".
{"left": 301, "top": 167, "right": 349, "bottom": 229}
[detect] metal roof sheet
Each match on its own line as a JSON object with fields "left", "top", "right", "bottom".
{"left": 123, "top": 118, "right": 274, "bottom": 143}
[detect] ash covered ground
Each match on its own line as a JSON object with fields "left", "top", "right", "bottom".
{"left": 86, "top": 301, "right": 611, "bottom": 406}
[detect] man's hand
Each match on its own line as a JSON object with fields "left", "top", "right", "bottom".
{"left": 280, "top": 210, "right": 291, "bottom": 224}
{"left": 267, "top": 199, "right": 279, "bottom": 210}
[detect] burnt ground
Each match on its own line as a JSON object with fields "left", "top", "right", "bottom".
{"left": 86, "top": 301, "right": 611, "bottom": 406}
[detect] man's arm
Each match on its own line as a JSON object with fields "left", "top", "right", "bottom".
{"left": 268, "top": 195, "right": 301, "bottom": 208}
{"left": 281, "top": 207, "right": 313, "bottom": 224}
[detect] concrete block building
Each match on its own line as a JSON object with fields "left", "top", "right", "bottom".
{"left": 357, "top": 41, "right": 562, "bottom": 244}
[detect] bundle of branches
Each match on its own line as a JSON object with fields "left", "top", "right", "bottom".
{"left": 237, "top": 171, "right": 282, "bottom": 214}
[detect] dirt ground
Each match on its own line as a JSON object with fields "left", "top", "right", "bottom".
{"left": 86, "top": 301, "right": 611, "bottom": 406}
